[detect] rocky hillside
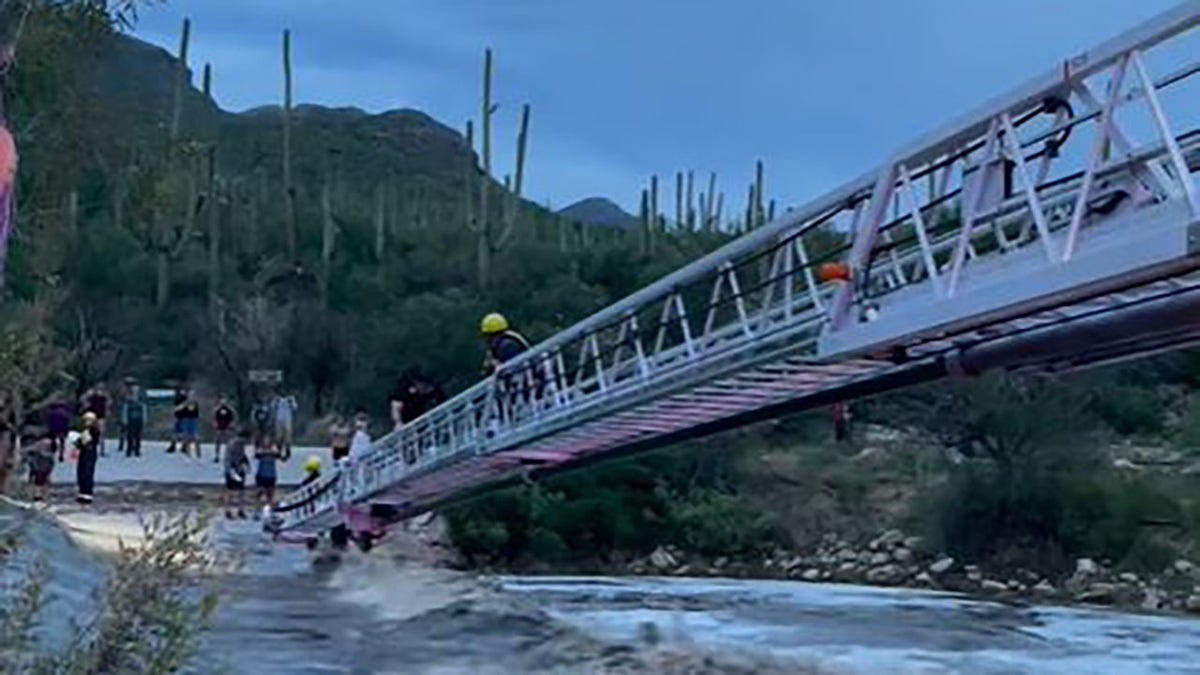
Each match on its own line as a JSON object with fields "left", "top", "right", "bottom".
{"left": 558, "top": 197, "right": 637, "bottom": 230}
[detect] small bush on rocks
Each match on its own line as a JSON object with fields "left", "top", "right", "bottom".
{"left": 0, "top": 513, "right": 220, "bottom": 674}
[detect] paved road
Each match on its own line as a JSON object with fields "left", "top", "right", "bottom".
{"left": 49, "top": 440, "right": 332, "bottom": 487}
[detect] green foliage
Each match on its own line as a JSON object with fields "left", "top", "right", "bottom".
{"left": 921, "top": 374, "right": 1189, "bottom": 572}
{"left": 447, "top": 449, "right": 783, "bottom": 566}
{"left": 1088, "top": 382, "right": 1166, "bottom": 437}
{"left": 664, "top": 489, "right": 780, "bottom": 557}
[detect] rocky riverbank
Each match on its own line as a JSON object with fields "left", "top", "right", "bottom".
{"left": 621, "top": 529, "right": 1200, "bottom": 616}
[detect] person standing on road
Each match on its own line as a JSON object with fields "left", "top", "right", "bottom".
{"left": 178, "top": 392, "right": 201, "bottom": 459}
{"left": 121, "top": 384, "right": 147, "bottom": 458}
{"left": 252, "top": 396, "right": 273, "bottom": 448}
{"left": 75, "top": 412, "right": 101, "bottom": 504}
{"left": 45, "top": 400, "right": 70, "bottom": 462}
{"left": 211, "top": 395, "right": 236, "bottom": 464}
{"left": 254, "top": 439, "right": 279, "bottom": 512}
{"left": 81, "top": 384, "right": 111, "bottom": 457}
{"left": 271, "top": 391, "right": 298, "bottom": 462}
{"left": 168, "top": 387, "right": 187, "bottom": 454}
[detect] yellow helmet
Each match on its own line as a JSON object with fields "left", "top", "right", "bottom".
{"left": 304, "top": 456, "right": 321, "bottom": 473}
{"left": 480, "top": 313, "right": 509, "bottom": 335}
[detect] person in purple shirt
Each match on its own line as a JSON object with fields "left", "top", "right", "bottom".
{"left": 45, "top": 400, "right": 71, "bottom": 462}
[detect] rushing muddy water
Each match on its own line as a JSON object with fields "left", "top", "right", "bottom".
{"left": 4, "top": 499, "right": 1200, "bottom": 674}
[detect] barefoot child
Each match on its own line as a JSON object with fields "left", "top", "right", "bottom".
{"left": 223, "top": 428, "right": 251, "bottom": 519}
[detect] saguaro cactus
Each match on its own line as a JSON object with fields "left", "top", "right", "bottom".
{"left": 675, "top": 172, "right": 683, "bottom": 228}
{"left": 468, "top": 48, "right": 531, "bottom": 289}
{"left": 282, "top": 29, "right": 297, "bottom": 262}
{"left": 686, "top": 170, "right": 695, "bottom": 230}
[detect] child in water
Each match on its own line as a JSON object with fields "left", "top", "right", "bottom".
{"left": 302, "top": 455, "right": 321, "bottom": 486}
{"left": 223, "top": 428, "right": 251, "bottom": 519}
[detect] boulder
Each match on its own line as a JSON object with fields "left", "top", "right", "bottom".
{"left": 1076, "top": 583, "right": 1118, "bottom": 604}
{"left": 980, "top": 579, "right": 1007, "bottom": 592}
{"left": 903, "top": 536, "right": 924, "bottom": 552}
{"left": 838, "top": 548, "right": 858, "bottom": 562}
{"left": 1033, "top": 579, "right": 1056, "bottom": 594}
{"left": 1118, "top": 572, "right": 1139, "bottom": 584}
{"left": 802, "top": 568, "right": 821, "bottom": 582}
{"left": 837, "top": 561, "right": 857, "bottom": 575}
{"left": 1174, "top": 559, "right": 1195, "bottom": 575}
{"left": 875, "top": 530, "right": 905, "bottom": 550}
{"left": 649, "top": 546, "right": 677, "bottom": 570}
{"left": 1142, "top": 588, "right": 1165, "bottom": 611}
{"left": 866, "top": 564, "right": 904, "bottom": 585}
{"left": 870, "top": 552, "right": 891, "bottom": 566}
{"left": 672, "top": 564, "right": 692, "bottom": 576}
{"left": 782, "top": 556, "right": 805, "bottom": 572}
{"left": 1075, "top": 558, "right": 1100, "bottom": 577}
{"left": 929, "top": 557, "right": 955, "bottom": 575}
{"left": 892, "top": 547, "right": 914, "bottom": 564}
{"left": 914, "top": 572, "right": 934, "bottom": 585}
{"left": 713, "top": 557, "right": 728, "bottom": 569}
{"left": 1187, "top": 595, "right": 1200, "bottom": 614}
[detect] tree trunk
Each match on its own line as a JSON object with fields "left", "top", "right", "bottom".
{"left": 156, "top": 249, "right": 170, "bottom": 308}
{"left": 320, "top": 179, "right": 333, "bottom": 306}
{"left": 374, "top": 182, "right": 385, "bottom": 261}
{"left": 207, "top": 181, "right": 221, "bottom": 317}
{"left": 477, "top": 48, "right": 493, "bottom": 290}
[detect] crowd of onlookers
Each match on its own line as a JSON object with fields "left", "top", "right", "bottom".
{"left": 1, "top": 311, "right": 533, "bottom": 516}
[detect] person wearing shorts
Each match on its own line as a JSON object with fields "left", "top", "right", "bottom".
{"left": 329, "top": 416, "right": 352, "bottom": 461}
{"left": 254, "top": 441, "right": 279, "bottom": 511}
{"left": 212, "top": 395, "right": 236, "bottom": 464}
{"left": 178, "top": 393, "right": 201, "bottom": 459}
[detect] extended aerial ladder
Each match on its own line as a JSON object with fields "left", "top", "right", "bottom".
{"left": 269, "top": 2, "right": 1200, "bottom": 540}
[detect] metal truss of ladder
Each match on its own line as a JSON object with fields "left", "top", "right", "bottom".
{"left": 271, "top": 2, "right": 1200, "bottom": 535}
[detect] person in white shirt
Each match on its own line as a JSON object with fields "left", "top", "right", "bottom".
{"left": 349, "top": 413, "right": 372, "bottom": 460}
{"left": 271, "top": 392, "right": 298, "bottom": 461}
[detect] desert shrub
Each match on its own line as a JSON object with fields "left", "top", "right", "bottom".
{"left": 0, "top": 514, "right": 220, "bottom": 675}
{"left": 1088, "top": 383, "right": 1166, "bottom": 437}
{"left": 663, "top": 489, "right": 782, "bottom": 557}
{"left": 923, "top": 374, "right": 1188, "bottom": 572}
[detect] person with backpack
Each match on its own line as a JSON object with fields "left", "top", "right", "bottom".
{"left": 479, "top": 313, "right": 531, "bottom": 376}
{"left": 121, "top": 385, "right": 147, "bottom": 458}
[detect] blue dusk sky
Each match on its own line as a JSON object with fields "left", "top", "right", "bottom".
{"left": 133, "top": 1, "right": 1183, "bottom": 214}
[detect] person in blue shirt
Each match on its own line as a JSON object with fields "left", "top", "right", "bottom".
{"left": 254, "top": 439, "right": 279, "bottom": 513}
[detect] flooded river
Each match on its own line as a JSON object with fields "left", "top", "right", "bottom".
{"left": 4, "top": 500, "right": 1200, "bottom": 674}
